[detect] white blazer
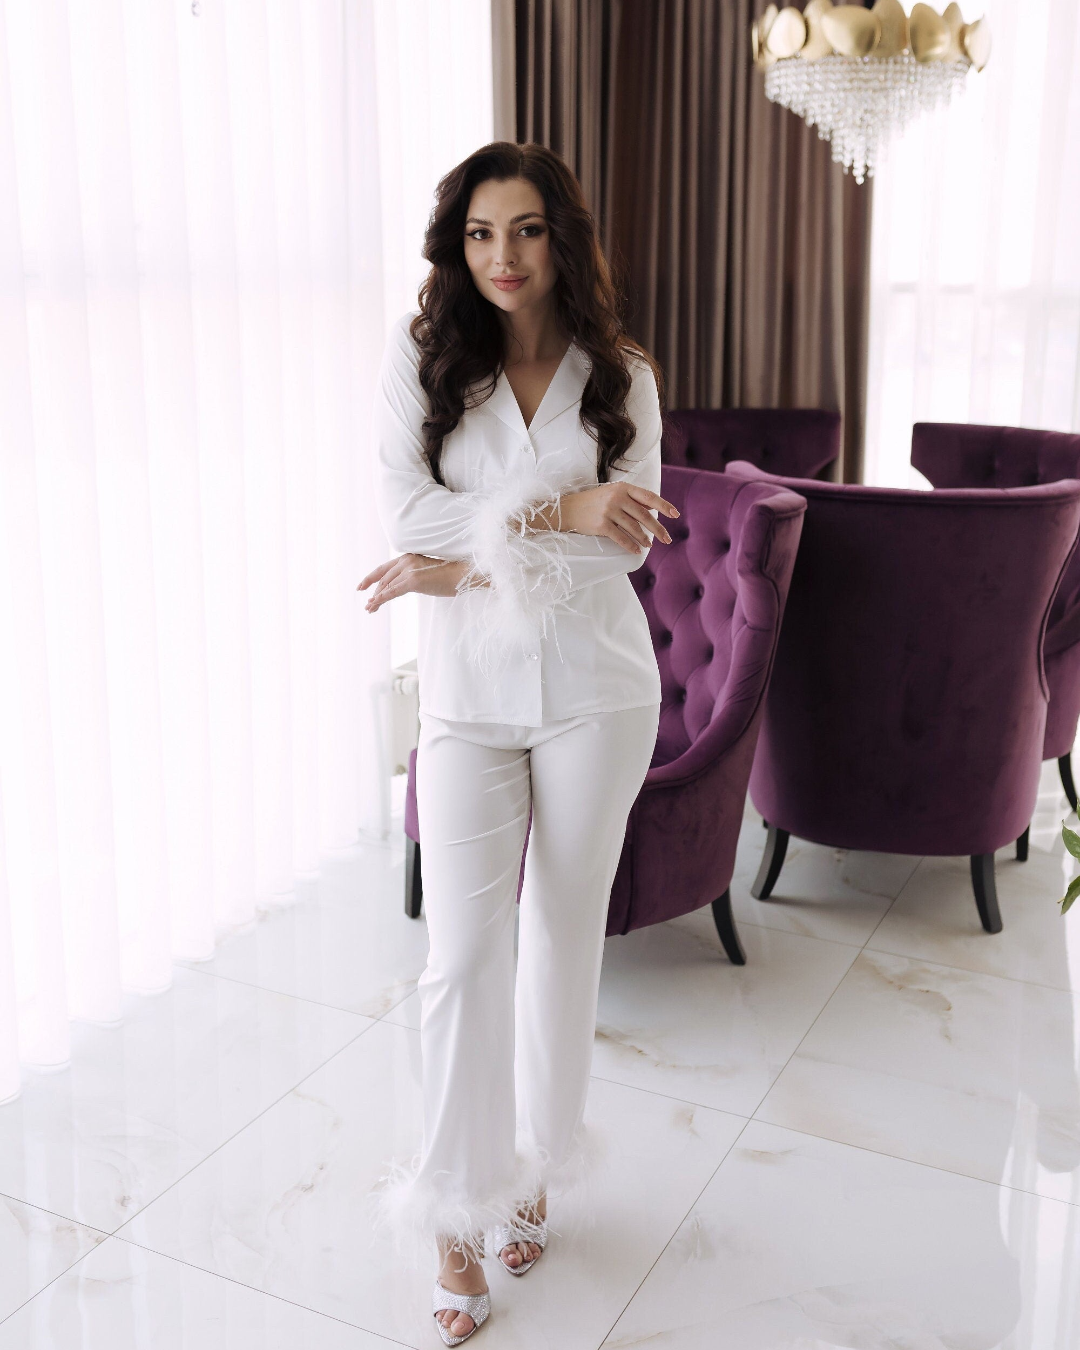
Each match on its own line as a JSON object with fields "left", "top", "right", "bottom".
{"left": 371, "top": 310, "right": 663, "bottom": 726}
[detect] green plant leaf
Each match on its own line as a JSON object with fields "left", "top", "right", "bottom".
{"left": 1061, "top": 875, "right": 1080, "bottom": 915}
{"left": 1063, "top": 824, "right": 1080, "bottom": 861}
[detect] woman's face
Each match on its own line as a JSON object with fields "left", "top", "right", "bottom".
{"left": 463, "top": 176, "right": 558, "bottom": 319}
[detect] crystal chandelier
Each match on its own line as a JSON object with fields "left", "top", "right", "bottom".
{"left": 751, "top": 1, "right": 991, "bottom": 183}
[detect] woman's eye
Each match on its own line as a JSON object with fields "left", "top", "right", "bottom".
{"left": 466, "top": 225, "right": 543, "bottom": 241}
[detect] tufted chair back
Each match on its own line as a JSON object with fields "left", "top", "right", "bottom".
{"left": 912, "top": 422, "right": 1080, "bottom": 767}
{"left": 628, "top": 464, "right": 803, "bottom": 770}
{"left": 602, "top": 464, "right": 807, "bottom": 939}
{"left": 662, "top": 407, "right": 840, "bottom": 480}
{"left": 911, "top": 421, "right": 1080, "bottom": 490}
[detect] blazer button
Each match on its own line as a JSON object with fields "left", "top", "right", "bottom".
{"left": 528, "top": 652, "right": 538, "bottom": 660}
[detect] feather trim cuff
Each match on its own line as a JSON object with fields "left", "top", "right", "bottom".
{"left": 449, "top": 457, "right": 579, "bottom": 677}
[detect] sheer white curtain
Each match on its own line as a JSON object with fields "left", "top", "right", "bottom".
{"left": 0, "top": 0, "right": 492, "bottom": 1097}
{"left": 864, "top": 0, "right": 1080, "bottom": 487}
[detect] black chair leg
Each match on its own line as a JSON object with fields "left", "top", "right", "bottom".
{"left": 970, "top": 854, "right": 1003, "bottom": 934}
{"left": 1016, "top": 826, "right": 1029, "bottom": 862}
{"left": 752, "top": 826, "right": 789, "bottom": 900}
{"left": 405, "top": 837, "right": 423, "bottom": 919}
{"left": 711, "top": 889, "right": 746, "bottom": 965}
{"left": 1060, "top": 754, "right": 1078, "bottom": 812}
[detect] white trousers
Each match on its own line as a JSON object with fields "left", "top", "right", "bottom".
{"left": 387, "top": 701, "right": 659, "bottom": 1258}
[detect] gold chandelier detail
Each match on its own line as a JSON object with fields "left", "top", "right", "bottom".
{"left": 751, "top": 1, "right": 992, "bottom": 182}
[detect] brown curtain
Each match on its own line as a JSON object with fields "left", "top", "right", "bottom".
{"left": 492, "top": 0, "right": 873, "bottom": 482}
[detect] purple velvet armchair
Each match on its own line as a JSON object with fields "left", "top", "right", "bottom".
{"left": 912, "top": 421, "right": 1080, "bottom": 821}
{"left": 403, "top": 464, "right": 807, "bottom": 964}
{"left": 662, "top": 407, "right": 840, "bottom": 479}
{"left": 726, "top": 459, "right": 1080, "bottom": 933}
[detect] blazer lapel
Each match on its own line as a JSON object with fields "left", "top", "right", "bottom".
{"left": 528, "top": 341, "right": 591, "bottom": 436}
{"left": 473, "top": 341, "right": 592, "bottom": 438}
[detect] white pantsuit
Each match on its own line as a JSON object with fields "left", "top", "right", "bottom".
{"left": 370, "top": 311, "right": 664, "bottom": 1257}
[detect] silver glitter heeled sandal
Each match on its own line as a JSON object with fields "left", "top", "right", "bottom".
{"left": 432, "top": 1279, "right": 491, "bottom": 1346}
{"left": 489, "top": 1218, "right": 548, "bottom": 1276}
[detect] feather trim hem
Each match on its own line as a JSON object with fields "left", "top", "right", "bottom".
{"left": 366, "top": 1120, "right": 609, "bottom": 1260}
{"left": 367, "top": 1156, "right": 533, "bottom": 1264}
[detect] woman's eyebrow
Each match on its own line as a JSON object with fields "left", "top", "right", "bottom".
{"left": 465, "top": 212, "right": 546, "bottom": 226}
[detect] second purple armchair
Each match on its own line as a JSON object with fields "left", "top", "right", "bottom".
{"left": 726, "top": 460, "right": 1080, "bottom": 933}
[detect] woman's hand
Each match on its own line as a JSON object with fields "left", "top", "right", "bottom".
{"left": 358, "top": 554, "right": 486, "bottom": 613}
{"left": 534, "top": 483, "right": 680, "bottom": 554}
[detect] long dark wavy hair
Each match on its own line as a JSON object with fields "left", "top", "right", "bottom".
{"left": 409, "top": 141, "right": 665, "bottom": 486}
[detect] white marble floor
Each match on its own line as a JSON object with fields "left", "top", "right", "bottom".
{"left": 3, "top": 761, "right": 1080, "bottom": 1348}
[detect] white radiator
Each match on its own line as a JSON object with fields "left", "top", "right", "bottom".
{"left": 388, "top": 658, "right": 421, "bottom": 776}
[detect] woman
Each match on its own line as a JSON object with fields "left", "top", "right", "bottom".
{"left": 360, "top": 141, "right": 676, "bottom": 1345}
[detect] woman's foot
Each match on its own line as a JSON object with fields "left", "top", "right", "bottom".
{"left": 436, "top": 1241, "right": 489, "bottom": 1340}
{"left": 498, "top": 1192, "right": 547, "bottom": 1272}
